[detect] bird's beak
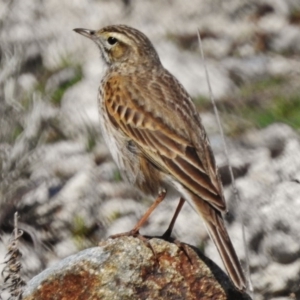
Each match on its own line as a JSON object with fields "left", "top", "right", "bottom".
{"left": 73, "top": 28, "right": 96, "bottom": 40}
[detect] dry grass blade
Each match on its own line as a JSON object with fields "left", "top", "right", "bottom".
{"left": 0, "top": 212, "right": 26, "bottom": 300}
{"left": 196, "top": 29, "right": 253, "bottom": 295}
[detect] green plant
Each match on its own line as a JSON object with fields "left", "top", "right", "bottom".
{"left": 51, "top": 67, "right": 82, "bottom": 105}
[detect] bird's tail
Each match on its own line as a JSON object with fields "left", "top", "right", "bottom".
{"left": 193, "top": 197, "right": 246, "bottom": 291}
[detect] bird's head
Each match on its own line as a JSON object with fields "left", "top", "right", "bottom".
{"left": 74, "top": 25, "right": 160, "bottom": 69}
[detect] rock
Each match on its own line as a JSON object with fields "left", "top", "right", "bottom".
{"left": 265, "top": 231, "right": 300, "bottom": 264}
{"left": 18, "top": 73, "right": 38, "bottom": 94}
{"left": 272, "top": 24, "right": 300, "bottom": 54}
{"left": 241, "top": 181, "right": 300, "bottom": 298}
{"left": 252, "top": 260, "right": 300, "bottom": 297}
{"left": 22, "top": 237, "right": 251, "bottom": 300}
{"left": 159, "top": 42, "right": 234, "bottom": 99}
{"left": 223, "top": 56, "right": 269, "bottom": 84}
{"left": 241, "top": 123, "right": 297, "bottom": 156}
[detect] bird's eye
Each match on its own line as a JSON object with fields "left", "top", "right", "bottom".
{"left": 107, "top": 36, "right": 118, "bottom": 45}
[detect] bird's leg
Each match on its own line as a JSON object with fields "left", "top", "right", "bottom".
{"left": 161, "top": 197, "right": 192, "bottom": 263}
{"left": 162, "top": 197, "right": 185, "bottom": 239}
{"left": 109, "top": 190, "right": 167, "bottom": 238}
{"left": 108, "top": 190, "right": 167, "bottom": 257}
{"left": 131, "top": 189, "right": 166, "bottom": 234}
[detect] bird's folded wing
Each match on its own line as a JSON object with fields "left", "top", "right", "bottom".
{"left": 104, "top": 79, "right": 225, "bottom": 212}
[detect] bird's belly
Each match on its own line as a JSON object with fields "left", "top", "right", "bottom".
{"left": 98, "top": 97, "right": 146, "bottom": 189}
{"left": 98, "top": 109, "right": 123, "bottom": 168}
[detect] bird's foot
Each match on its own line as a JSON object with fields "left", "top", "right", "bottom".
{"left": 160, "top": 227, "right": 173, "bottom": 241}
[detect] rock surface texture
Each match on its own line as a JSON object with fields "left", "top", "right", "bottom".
{"left": 23, "top": 237, "right": 251, "bottom": 300}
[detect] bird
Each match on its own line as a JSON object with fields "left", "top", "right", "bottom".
{"left": 74, "top": 24, "right": 246, "bottom": 291}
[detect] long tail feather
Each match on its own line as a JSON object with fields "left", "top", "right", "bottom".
{"left": 192, "top": 196, "right": 246, "bottom": 290}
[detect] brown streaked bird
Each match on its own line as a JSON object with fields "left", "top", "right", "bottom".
{"left": 74, "top": 24, "right": 246, "bottom": 291}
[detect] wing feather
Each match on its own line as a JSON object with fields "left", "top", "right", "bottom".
{"left": 104, "top": 71, "right": 226, "bottom": 212}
